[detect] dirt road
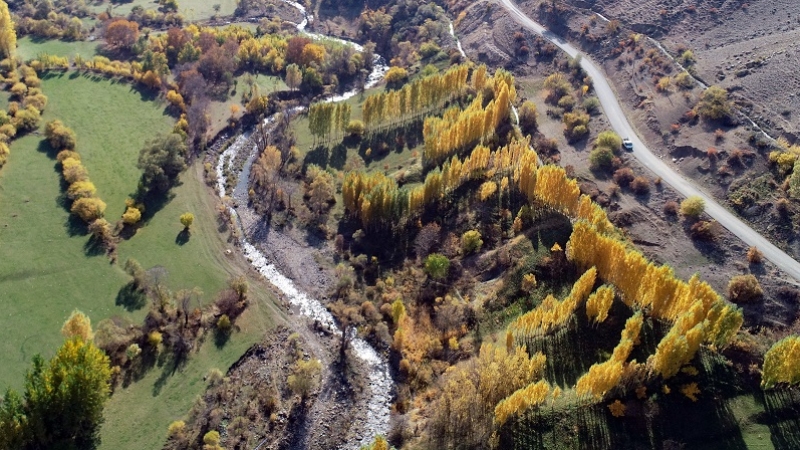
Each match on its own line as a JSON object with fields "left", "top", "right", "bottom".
{"left": 497, "top": 0, "right": 800, "bottom": 284}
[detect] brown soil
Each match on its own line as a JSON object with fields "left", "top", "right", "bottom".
{"left": 570, "top": 0, "right": 800, "bottom": 141}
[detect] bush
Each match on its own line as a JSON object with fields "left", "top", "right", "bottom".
{"left": 122, "top": 207, "right": 142, "bottom": 225}
{"left": 663, "top": 200, "right": 679, "bottom": 215}
{"left": 680, "top": 195, "right": 705, "bottom": 218}
{"left": 461, "top": 230, "right": 483, "bottom": 254}
{"left": 44, "top": 120, "right": 78, "bottom": 150}
{"left": 180, "top": 212, "right": 194, "bottom": 229}
{"left": 630, "top": 176, "right": 650, "bottom": 194}
{"left": 747, "top": 246, "right": 763, "bottom": 264}
{"left": 71, "top": 197, "right": 106, "bottom": 222}
{"left": 589, "top": 147, "right": 614, "bottom": 170}
{"left": 66, "top": 180, "right": 96, "bottom": 199}
{"left": 424, "top": 253, "right": 450, "bottom": 280}
{"left": 419, "top": 41, "right": 441, "bottom": 59}
{"left": 696, "top": 85, "right": 732, "bottom": 121}
{"left": 583, "top": 96, "right": 600, "bottom": 114}
{"left": 518, "top": 100, "right": 538, "bottom": 136}
{"left": 728, "top": 274, "right": 763, "bottom": 303}
{"left": 345, "top": 119, "right": 365, "bottom": 136}
{"left": 384, "top": 66, "right": 409, "bottom": 88}
{"left": 689, "top": 220, "right": 718, "bottom": 241}
{"left": 287, "top": 358, "right": 322, "bottom": 399}
{"left": 595, "top": 130, "right": 622, "bottom": 152}
{"left": 216, "top": 314, "right": 231, "bottom": 331}
{"left": 613, "top": 167, "right": 635, "bottom": 186}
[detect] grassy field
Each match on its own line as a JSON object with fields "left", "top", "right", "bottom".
{"left": 41, "top": 72, "right": 173, "bottom": 213}
{"left": 91, "top": 0, "right": 237, "bottom": 22}
{"left": 16, "top": 36, "right": 100, "bottom": 61}
{"left": 0, "top": 71, "right": 283, "bottom": 450}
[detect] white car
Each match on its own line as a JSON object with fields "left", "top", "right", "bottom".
{"left": 622, "top": 138, "right": 633, "bottom": 151}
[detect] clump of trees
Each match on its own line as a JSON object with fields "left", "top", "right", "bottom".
{"left": 137, "top": 133, "right": 187, "bottom": 194}
{"left": 45, "top": 120, "right": 114, "bottom": 247}
{"left": 0, "top": 312, "right": 111, "bottom": 450}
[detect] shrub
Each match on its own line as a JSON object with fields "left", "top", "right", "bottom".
{"left": 44, "top": 120, "right": 77, "bottom": 150}
{"left": 613, "top": 167, "right": 635, "bottom": 186}
{"left": 71, "top": 197, "right": 106, "bottom": 222}
{"left": 596, "top": 130, "right": 622, "bottom": 152}
{"left": 518, "top": 100, "right": 538, "bottom": 135}
{"left": 696, "top": 85, "right": 732, "bottom": 121}
{"left": 663, "top": 200, "right": 679, "bottom": 215}
{"left": 216, "top": 314, "right": 231, "bottom": 331}
{"left": 689, "top": 220, "right": 718, "bottom": 241}
{"left": 345, "top": 119, "right": 365, "bottom": 136}
{"left": 287, "top": 358, "right": 322, "bottom": 399}
{"left": 122, "top": 207, "right": 142, "bottom": 225}
{"left": 630, "top": 176, "right": 650, "bottom": 194}
{"left": 728, "top": 274, "right": 763, "bottom": 303}
{"left": 384, "top": 66, "right": 409, "bottom": 88}
{"left": 66, "top": 180, "right": 96, "bottom": 199}
{"left": 180, "top": 212, "right": 194, "bottom": 229}
{"left": 680, "top": 195, "right": 705, "bottom": 218}
{"left": 419, "top": 41, "right": 441, "bottom": 59}
{"left": 424, "top": 253, "right": 450, "bottom": 280}
{"left": 589, "top": 147, "right": 614, "bottom": 170}
{"left": 583, "top": 96, "right": 600, "bottom": 114}
{"left": 461, "top": 230, "right": 483, "bottom": 254}
{"left": 747, "top": 246, "right": 763, "bottom": 264}
{"left": 148, "top": 331, "right": 163, "bottom": 348}
{"left": 563, "top": 111, "right": 590, "bottom": 141}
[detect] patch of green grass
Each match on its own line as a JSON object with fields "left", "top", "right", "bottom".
{"left": 16, "top": 36, "right": 100, "bottom": 61}
{"left": 90, "top": 0, "right": 237, "bottom": 21}
{"left": 0, "top": 72, "right": 283, "bottom": 450}
{"left": 99, "top": 289, "right": 281, "bottom": 450}
{"left": 0, "top": 130, "right": 131, "bottom": 391}
{"left": 115, "top": 165, "right": 242, "bottom": 302}
{"left": 41, "top": 72, "right": 173, "bottom": 213}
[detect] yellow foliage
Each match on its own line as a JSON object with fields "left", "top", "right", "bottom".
{"left": 681, "top": 382, "right": 700, "bottom": 401}
{"left": 479, "top": 180, "right": 497, "bottom": 201}
{"left": 608, "top": 400, "right": 626, "bottom": 417}
{"left": 61, "top": 309, "right": 93, "bottom": 341}
{"left": 762, "top": 335, "right": 800, "bottom": 388}
{"left": 585, "top": 285, "right": 614, "bottom": 323}
{"left": 494, "top": 380, "right": 550, "bottom": 425}
{"left": 576, "top": 313, "right": 642, "bottom": 400}
{"left": 510, "top": 267, "right": 597, "bottom": 338}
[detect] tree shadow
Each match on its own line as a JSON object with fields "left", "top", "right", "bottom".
{"left": 83, "top": 234, "right": 106, "bottom": 257}
{"left": 214, "top": 327, "right": 232, "bottom": 348}
{"left": 329, "top": 143, "right": 347, "bottom": 170}
{"left": 175, "top": 229, "right": 191, "bottom": 245}
{"left": 115, "top": 281, "right": 147, "bottom": 311}
{"left": 303, "top": 145, "right": 330, "bottom": 171}
{"left": 65, "top": 214, "right": 88, "bottom": 237}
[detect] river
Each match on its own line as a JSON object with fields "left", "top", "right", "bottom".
{"left": 215, "top": 2, "right": 393, "bottom": 448}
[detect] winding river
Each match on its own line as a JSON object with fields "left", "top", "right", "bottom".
{"left": 215, "top": 3, "right": 392, "bottom": 449}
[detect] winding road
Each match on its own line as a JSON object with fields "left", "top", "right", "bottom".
{"left": 497, "top": 0, "right": 800, "bottom": 284}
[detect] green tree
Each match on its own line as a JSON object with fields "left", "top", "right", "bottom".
{"left": 0, "top": 338, "right": 111, "bottom": 449}
{"left": 0, "top": 0, "right": 17, "bottom": 60}
{"left": 180, "top": 212, "right": 194, "bottom": 230}
{"left": 137, "top": 133, "right": 187, "bottom": 193}
{"left": 424, "top": 253, "right": 450, "bottom": 280}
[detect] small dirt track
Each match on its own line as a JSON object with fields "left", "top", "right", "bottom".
{"left": 497, "top": 0, "right": 800, "bottom": 284}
